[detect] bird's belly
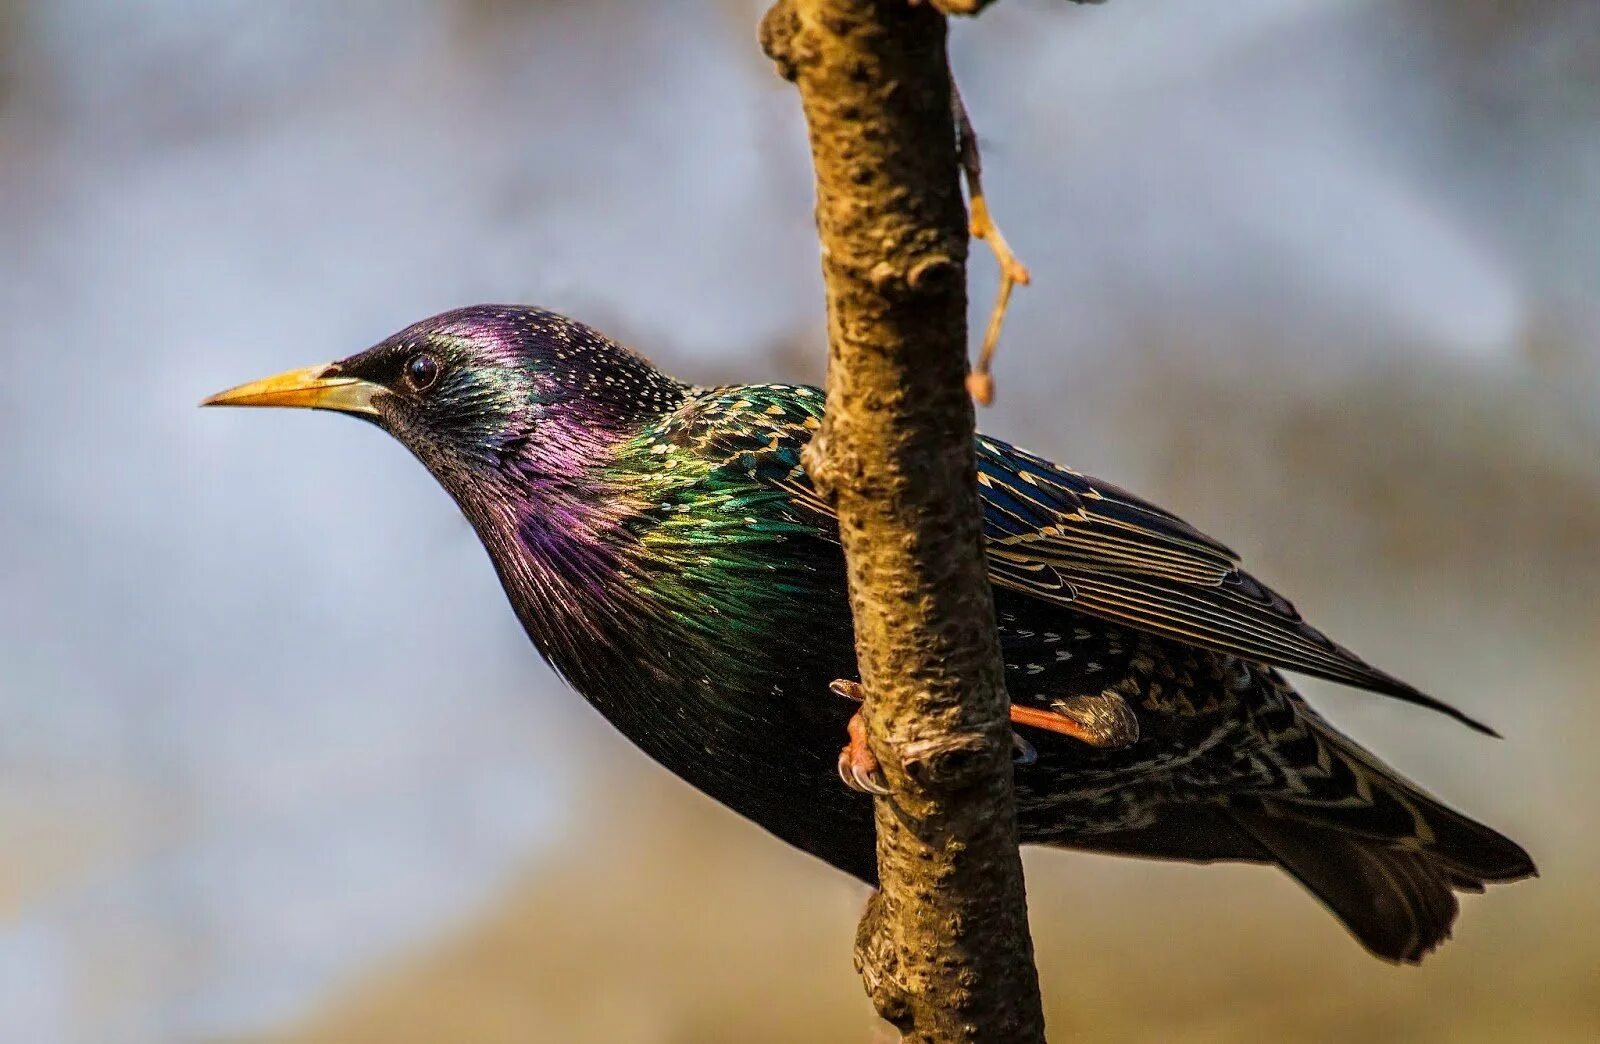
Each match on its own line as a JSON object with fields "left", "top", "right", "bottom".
{"left": 541, "top": 581, "right": 1266, "bottom": 876}
{"left": 570, "top": 647, "right": 883, "bottom": 882}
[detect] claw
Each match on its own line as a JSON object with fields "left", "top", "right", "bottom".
{"left": 845, "top": 755, "right": 891, "bottom": 796}
{"left": 838, "top": 709, "right": 890, "bottom": 796}
{"left": 838, "top": 741, "right": 891, "bottom": 796}
{"left": 1012, "top": 731, "right": 1037, "bottom": 766}
{"left": 829, "top": 679, "right": 866, "bottom": 702}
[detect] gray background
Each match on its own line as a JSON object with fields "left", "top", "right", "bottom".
{"left": 2, "top": 1, "right": 1596, "bottom": 1040}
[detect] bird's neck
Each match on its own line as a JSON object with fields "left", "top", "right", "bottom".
{"left": 457, "top": 458, "right": 690, "bottom": 711}
{"left": 463, "top": 443, "right": 843, "bottom": 716}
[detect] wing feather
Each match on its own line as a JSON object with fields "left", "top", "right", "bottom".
{"left": 973, "top": 439, "right": 1494, "bottom": 735}
{"left": 676, "top": 385, "right": 1492, "bottom": 735}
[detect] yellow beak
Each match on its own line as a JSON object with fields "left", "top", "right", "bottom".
{"left": 200, "top": 364, "right": 382, "bottom": 416}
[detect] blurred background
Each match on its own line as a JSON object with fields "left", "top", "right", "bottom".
{"left": 2, "top": 0, "right": 1597, "bottom": 1040}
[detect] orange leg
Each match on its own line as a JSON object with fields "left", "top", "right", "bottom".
{"left": 1009, "top": 703, "right": 1123, "bottom": 745}
{"left": 833, "top": 677, "right": 1135, "bottom": 752}
{"left": 1017, "top": 691, "right": 1141, "bottom": 749}
{"left": 829, "top": 679, "right": 1054, "bottom": 794}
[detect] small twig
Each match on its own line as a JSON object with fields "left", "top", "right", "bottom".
{"left": 953, "top": 74, "right": 1030, "bottom": 406}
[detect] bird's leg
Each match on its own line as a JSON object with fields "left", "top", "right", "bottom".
{"left": 830, "top": 679, "right": 1037, "bottom": 793}
{"left": 839, "top": 707, "right": 891, "bottom": 797}
{"left": 1012, "top": 689, "right": 1141, "bottom": 749}
{"left": 952, "top": 70, "right": 1030, "bottom": 406}
{"left": 830, "top": 682, "right": 890, "bottom": 795}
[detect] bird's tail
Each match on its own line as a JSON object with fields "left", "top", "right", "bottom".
{"left": 1226, "top": 715, "right": 1535, "bottom": 963}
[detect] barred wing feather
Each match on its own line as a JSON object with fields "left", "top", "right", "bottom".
{"left": 974, "top": 440, "right": 1493, "bottom": 735}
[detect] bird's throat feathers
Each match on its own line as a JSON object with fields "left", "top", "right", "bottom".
{"left": 466, "top": 426, "right": 840, "bottom": 715}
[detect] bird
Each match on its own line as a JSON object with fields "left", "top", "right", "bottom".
{"left": 203, "top": 304, "right": 1534, "bottom": 963}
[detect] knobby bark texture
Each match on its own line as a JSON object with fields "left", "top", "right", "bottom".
{"left": 760, "top": 2, "right": 1047, "bottom": 1041}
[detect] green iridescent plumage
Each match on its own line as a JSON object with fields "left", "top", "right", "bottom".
{"left": 207, "top": 305, "right": 1534, "bottom": 964}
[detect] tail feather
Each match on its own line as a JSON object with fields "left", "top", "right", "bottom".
{"left": 1065, "top": 710, "right": 1535, "bottom": 962}
{"left": 1260, "top": 716, "right": 1537, "bottom": 881}
{"left": 1232, "top": 811, "right": 1462, "bottom": 963}
{"left": 1227, "top": 713, "right": 1535, "bottom": 962}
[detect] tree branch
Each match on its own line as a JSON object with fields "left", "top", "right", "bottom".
{"left": 760, "top": 2, "right": 1046, "bottom": 1040}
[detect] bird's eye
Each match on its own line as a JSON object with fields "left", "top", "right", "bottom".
{"left": 405, "top": 353, "right": 441, "bottom": 392}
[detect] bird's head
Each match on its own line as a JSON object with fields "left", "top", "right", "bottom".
{"left": 203, "top": 305, "right": 687, "bottom": 498}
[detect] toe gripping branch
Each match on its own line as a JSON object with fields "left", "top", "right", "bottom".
{"left": 830, "top": 679, "right": 1137, "bottom": 795}
{"left": 831, "top": 680, "right": 889, "bottom": 795}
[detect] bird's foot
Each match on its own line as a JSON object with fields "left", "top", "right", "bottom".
{"left": 1011, "top": 689, "right": 1141, "bottom": 749}
{"left": 828, "top": 679, "right": 866, "bottom": 703}
{"left": 838, "top": 710, "right": 890, "bottom": 796}
{"left": 1011, "top": 730, "right": 1038, "bottom": 766}
{"left": 830, "top": 681, "right": 890, "bottom": 795}
{"left": 829, "top": 679, "right": 1039, "bottom": 785}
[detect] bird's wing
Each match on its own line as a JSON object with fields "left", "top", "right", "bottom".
{"left": 675, "top": 385, "right": 1490, "bottom": 734}
{"left": 970, "top": 437, "right": 1492, "bottom": 734}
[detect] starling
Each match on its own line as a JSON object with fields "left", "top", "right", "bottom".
{"left": 204, "top": 305, "right": 1533, "bottom": 963}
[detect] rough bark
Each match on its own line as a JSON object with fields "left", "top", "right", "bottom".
{"left": 760, "top": 2, "right": 1047, "bottom": 1041}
